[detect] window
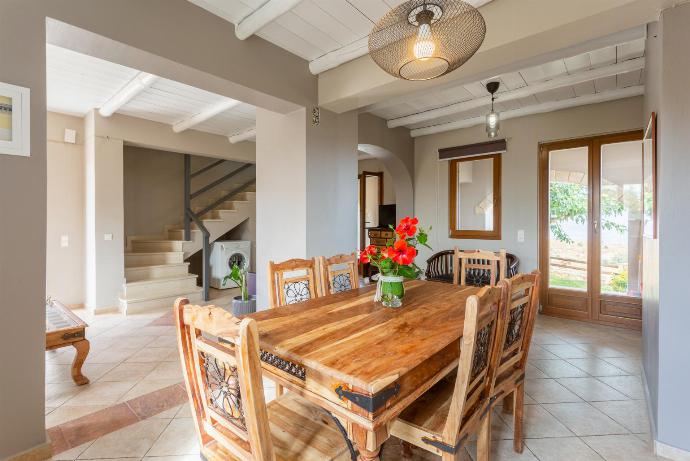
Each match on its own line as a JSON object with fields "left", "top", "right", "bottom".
{"left": 448, "top": 153, "right": 501, "bottom": 239}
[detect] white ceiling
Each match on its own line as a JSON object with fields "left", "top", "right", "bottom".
{"left": 188, "top": 0, "right": 493, "bottom": 73}
{"left": 46, "top": 44, "right": 256, "bottom": 138}
{"left": 368, "top": 37, "right": 646, "bottom": 136}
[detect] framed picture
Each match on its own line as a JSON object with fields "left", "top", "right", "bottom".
{"left": 643, "top": 112, "right": 657, "bottom": 239}
{"left": 0, "top": 82, "right": 30, "bottom": 157}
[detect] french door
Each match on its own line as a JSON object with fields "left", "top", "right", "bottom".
{"left": 539, "top": 131, "right": 643, "bottom": 329}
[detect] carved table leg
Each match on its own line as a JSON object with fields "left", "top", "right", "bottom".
{"left": 352, "top": 423, "right": 387, "bottom": 461}
{"left": 71, "top": 339, "right": 90, "bottom": 385}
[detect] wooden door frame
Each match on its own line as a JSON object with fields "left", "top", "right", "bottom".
{"left": 358, "top": 171, "right": 384, "bottom": 250}
{"left": 539, "top": 130, "right": 643, "bottom": 330}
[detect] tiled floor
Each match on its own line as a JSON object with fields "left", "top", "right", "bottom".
{"left": 46, "top": 303, "right": 665, "bottom": 461}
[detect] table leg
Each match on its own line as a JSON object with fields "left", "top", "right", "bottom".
{"left": 352, "top": 424, "right": 387, "bottom": 461}
{"left": 71, "top": 339, "right": 90, "bottom": 385}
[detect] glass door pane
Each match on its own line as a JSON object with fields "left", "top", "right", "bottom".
{"left": 599, "top": 141, "right": 643, "bottom": 297}
{"left": 548, "top": 146, "right": 589, "bottom": 290}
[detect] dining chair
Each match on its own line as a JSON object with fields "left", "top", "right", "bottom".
{"left": 453, "top": 248, "right": 508, "bottom": 287}
{"left": 318, "top": 253, "right": 359, "bottom": 295}
{"left": 389, "top": 283, "right": 508, "bottom": 461}
{"left": 174, "top": 298, "right": 352, "bottom": 461}
{"left": 267, "top": 258, "right": 322, "bottom": 309}
{"left": 490, "top": 270, "right": 540, "bottom": 454}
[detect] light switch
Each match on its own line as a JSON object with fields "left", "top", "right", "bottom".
{"left": 104, "top": 233, "right": 113, "bottom": 241}
{"left": 60, "top": 235, "right": 69, "bottom": 247}
{"left": 517, "top": 230, "right": 525, "bottom": 243}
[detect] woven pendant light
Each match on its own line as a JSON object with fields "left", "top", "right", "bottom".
{"left": 368, "top": 0, "right": 486, "bottom": 81}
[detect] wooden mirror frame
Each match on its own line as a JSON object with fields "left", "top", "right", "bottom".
{"left": 643, "top": 112, "right": 657, "bottom": 239}
{"left": 448, "top": 153, "right": 502, "bottom": 240}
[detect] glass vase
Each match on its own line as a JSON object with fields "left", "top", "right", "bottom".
{"left": 379, "top": 275, "right": 405, "bottom": 308}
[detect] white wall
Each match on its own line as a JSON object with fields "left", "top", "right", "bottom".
{"left": 413, "top": 96, "right": 644, "bottom": 271}
{"left": 47, "top": 112, "right": 85, "bottom": 306}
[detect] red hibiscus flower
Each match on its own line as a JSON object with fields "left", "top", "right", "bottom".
{"left": 396, "top": 216, "right": 419, "bottom": 238}
{"left": 385, "top": 239, "right": 417, "bottom": 266}
{"left": 359, "top": 245, "right": 377, "bottom": 263}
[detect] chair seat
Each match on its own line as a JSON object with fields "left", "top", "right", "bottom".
{"left": 205, "top": 392, "right": 351, "bottom": 461}
{"left": 390, "top": 376, "right": 461, "bottom": 455}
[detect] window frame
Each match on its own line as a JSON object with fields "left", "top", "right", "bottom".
{"left": 448, "top": 153, "right": 502, "bottom": 240}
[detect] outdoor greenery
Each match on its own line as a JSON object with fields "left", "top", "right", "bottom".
{"left": 549, "top": 182, "right": 626, "bottom": 244}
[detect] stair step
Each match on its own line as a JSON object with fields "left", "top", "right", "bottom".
{"left": 123, "top": 274, "right": 199, "bottom": 299}
{"left": 125, "top": 263, "right": 190, "bottom": 282}
{"left": 131, "top": 239, "right": 186, "bottom": 252}
{"left": 125, "top": 251, "right": 185, "bottom": 267}
{"left": 119, "top": 287, "right": 203, "bottom": 315}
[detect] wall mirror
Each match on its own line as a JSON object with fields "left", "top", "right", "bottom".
{"left": 448, "top": 153, "right": 502, "bottom": 239}
{"left": 643, "top": 112, "right": 657, "bottom": 239}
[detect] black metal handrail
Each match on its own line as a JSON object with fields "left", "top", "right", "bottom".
{"left": 183, "top": 154, "right": 255, "bottom": 301}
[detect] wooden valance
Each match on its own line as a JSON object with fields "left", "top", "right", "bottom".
{"left": 438, "top": 139, "right": 507, "bottom": 161}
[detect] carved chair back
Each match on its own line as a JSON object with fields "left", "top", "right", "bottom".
{"left": 440, "top": 283, "right": 507, "bottom": 446}
{"left": 453, "top": 248, "right": 507, "bottom": 287}
{"left": 267, "top": 258, "right": 322, "bottom": 308}
{"left": 175, "top": 298, "right": 275, "bottom": 461}
{"left": 495, "top": 271, "right": 541, "bottom": 380}
{"left": 317, "top": 253, "right": 359, "bottom": 295}
{"left": 425, "top": 250, "right": 455, "bottom": 282}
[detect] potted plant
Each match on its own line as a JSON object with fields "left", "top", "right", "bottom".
{"left": 222, "top": 263, "right": 256, "bottom": 315}
{"left": 359, "top": 216, "right": 431, "bottom": 308}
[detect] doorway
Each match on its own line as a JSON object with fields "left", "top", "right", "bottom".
{"left": 358, "top": 171, "right": 383, "bottom": 250}
{"left": 539, "top": 131, "right": 643, "bottom": 329}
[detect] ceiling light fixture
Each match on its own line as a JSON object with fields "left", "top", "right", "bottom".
{"left": 368, "top": 0, "right": 486, "bottom": 81}
{"left": 485, "top": 81, "right": 500, "bottom": 138}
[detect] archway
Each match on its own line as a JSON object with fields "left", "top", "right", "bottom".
{"left": 358, "top": 143, "right": 414, "bottom": 221}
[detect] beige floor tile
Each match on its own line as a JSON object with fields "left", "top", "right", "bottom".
{"left": 530, "top": 332, "right": 568, "bottom": 345}
{"left": 466, "top": 440, "right": 539, "bottom": 460}
{"left": 45, "top": 404, "right": 108, "bottom": 428}
{"left": 591, "top": 400, "right": 651, "bottom": 434}
{"left": 142, "top": 456, "right": 203, "bottom": 461}
{"left": 526, "top": 345, "right": 560, "bottom": 360}
{"left": 149, "top": 335, "right": 179, "bottom": 348}
{"left": 154, "top": 404, "right": 183, "bottom": 419}
{"left": 126, "top": 347, "right": 177, "bottom": 363}
{"left": 524, "top": 379, "right": 582, "bottom": 404}
{"left": 98, "top": 361, "right": 159, "bottom": 382}
{"left": 46, "top": 406, "right": 57, "bottom": 415}
{"left": 556, "top": 377, "right": 629, "bottom": 402}
{"left": 47, "top": 349, "right": 78, "bottom": 365}
{"left": 78, "top": 417, "right": 171, "bottom": 459}
{"left": 567, "top": 358, "right": 627, "bottom": 377}
{"left": 46, "top": 382, "right": 85, "bottom": 407}
{"left": 144, "top": 361, "right": 183, "bottom": 381}
{"left": 530, "top": 359, "right": 590, "bottom": 378}
{"left": 118, "top": 379, "right": 182, "bottom": 402}
{"left": 597, "top": 375, "right": 645, "bottom": 400}
{"left": 524, "top": 363, "right": 549, "bottom": 379}
{"left": 46, "top": 363, "right": 116, "bottom": 384}
{"left": 88, "top": 348, "right": 137, "bottom": 364}
{"left": 63, "top": 381, "right": 137, "bottom": 406}
{"left": 602, "top": 357, "right": 641, "bottom": 375}
{"left": 175, "top": 404, "right": 193, "bottom": 419}
{"left": 542, "top": 402, "right": 628, "bottom": 437}
{"left": 497, "top": 404, "right": 573, "bottom": 438}
{"left": 50, "top": 441, "right": 94, "bottom": 460}
{"left": 116, "top": 335, "right": 159, "bottom": 350}
{"left": 146, "top": 418, "right": 199, "bottom": 456}
{"left": 137, "top": 326, "right": 177, "bottom": 337}
{"left": 582, "top": 434, "right": 662, "bottom": 461}
{"left": 525, "top": 437, "right": 603, "bottom": 461}
{"left": 572, "top": 343, "right": 630, "bottom": 358}
{"left": 542, "top": 344, "right": 594, "bottom": 359}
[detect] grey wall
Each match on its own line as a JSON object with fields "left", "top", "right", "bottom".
{"left": 654, "top": 3, "right": 690, "bottom": 454}
{"left": 0, "top": 2, "right": 47, "bottom": 457}
{"left": 413, "top": 96, "right": 644, "bottom": 272}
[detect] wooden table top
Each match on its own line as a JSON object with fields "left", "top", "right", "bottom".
{"left": 248, "top": 280, "right": 479, "bottom": 392}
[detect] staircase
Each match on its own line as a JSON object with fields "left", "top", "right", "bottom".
{"left": 119, "top": 157, "right": 255, "bottom": 314}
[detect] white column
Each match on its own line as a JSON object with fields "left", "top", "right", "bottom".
{"left": 84, "top": 110, "right": 125, "bottom": 313}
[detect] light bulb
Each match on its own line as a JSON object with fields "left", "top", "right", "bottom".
{"left": 413, "top": 22, "right": 435, "bottom": 59}
{"left": 486, "top": 111, "right": 500, "bottom": 138}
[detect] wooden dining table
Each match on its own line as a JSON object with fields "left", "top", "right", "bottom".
{"left": 246, "top": 280, "right": 480, "bottom": 461}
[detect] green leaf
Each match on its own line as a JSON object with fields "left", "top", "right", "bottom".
{"left": 397, "top": 265, "right": 420, "bottom": 279}
{"left": 379, "top": 258, "right": 392, "bottom": 274}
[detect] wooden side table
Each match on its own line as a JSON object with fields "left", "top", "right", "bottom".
{"left": 46, "top": 297, "right": 90, "bottom": 385}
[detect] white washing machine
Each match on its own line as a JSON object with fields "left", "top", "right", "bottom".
{"left": 209, "top": 240, "right": 252, "bottom": 289}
